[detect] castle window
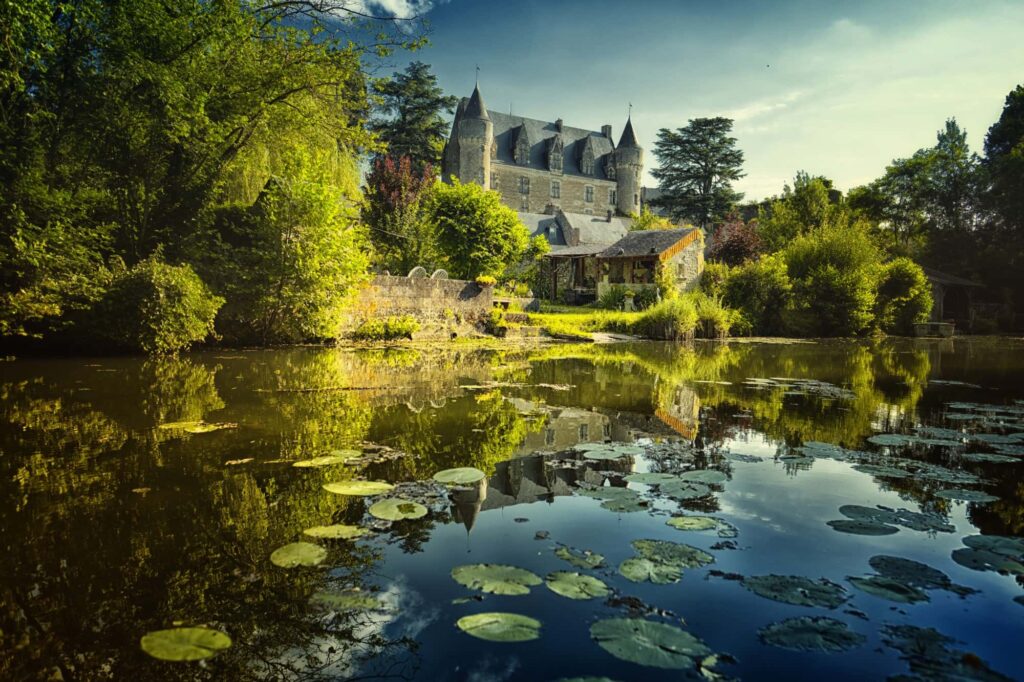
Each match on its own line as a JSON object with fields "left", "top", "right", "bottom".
{"left": 581, "top": 159, "right": 594, "bottom": 175}
{"left": 551, "top": 180, "right": 560, "bottom": 198}
{"left": 547, "top": 134, "right": 564, "bottom": 173}
{"left": 585, "top": 186, "right": 594, "bottom": 203}
{"left": 519, "top": 176, "right": 530, "bottom": 194}
{"left": 610, "top": 189, "right": 617, "bottom": 205}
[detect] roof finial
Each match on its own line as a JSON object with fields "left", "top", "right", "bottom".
{"left": 475, "top": 64, "right": 480, "bottom": 87}
{"left": 628, "top": 102, "right": 633, "bottom": 119}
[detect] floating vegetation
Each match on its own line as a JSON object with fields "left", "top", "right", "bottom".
{"left": 624, "top": 472, "right": 680, "bottom": 484}
{"left": 269, "top": 542, "right": 327, "bottom": 568}
{"left": 867, "top": 555, "right": 977, "bottom": 597}
{"left": 139, "top": 627, "right": 232, "bottom": 662}
{"left": 157, "top": 420, "right": 237, "bottom": 434}
{"left": 554, "top": 546, "right": 605, "bottom": 570}
{"left": 827, "top": 519, "right": 899, "bottom": 536}
{"left": 575, "top": 485, "right": 646, "bottom": 512}
{"left": 619, "top": 558, "right": 682, "bottom": 585}
{"left": 658, "top": 480, "right": 712, "bottom": 500}
{"left": 302, "top": 524, "right": 369, "bottom": 540}
{"left": 292, "top": 451, "right": 359, "bottom": 467}
{"left": 368, "top": 498, "right": 428, "bottom": 521}
{"left": 935, "top": 489, "right": 1000, "bottom": 503}
{"left": 633, "top": 539, "right": 714, "bottom": 569}
{"left": 758, "top": 616, "right": 865, "bottom": 652}
{"left": 677, "top": 469, "right": 728, "bottom": 485}
{"left": 833, "top": 505, "right": 954, "bottom": 533}
{"left": 852, "top": 463, "right": 912, "bottom": 478}
{"left": 322, "top": 480, "right": 394, "bottom": 496}
{"left": 311, "top": 591, "right": 384, "bottom": 611}
{"left": 742, "top": 575, "right": 849, "bottom": 608}
{"left": 882, "top": 625, "right": 1014, "bottom": 681}
{"left": 951, "top": 535, "right": 1024, "bottom": 575}
{"left": 545, "top": 571, "right": 610, "bottom": 600}
{"left": 451, "top": 564, "right": 542, "bottom": 595}
{"left": 590, "top": 618, "right": 712, "bottom": 669}
{"left": 580, "top": 444, "right": 644, "bottom": 461}
{"left": 456, "top": 612, "right": 541, "bottom": 642}
{"left": 848, "top": 576, "right": 929, "bottom": 603}
{"left": 432, "top": 467, "right": 486, "bottom": 485}
{"left": 742, "top": 377, "right": 855, "bottom": 400}
{"left": 961, "top": 452, "right": 1020, "bottom": 464}
{"left": 666, "top": 516, "right": 737, "bottom": 538}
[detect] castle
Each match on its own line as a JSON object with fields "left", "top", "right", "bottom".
{"left": 442, "top": 84, "right": 643, "bottom": 217}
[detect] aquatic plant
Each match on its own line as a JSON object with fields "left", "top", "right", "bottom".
{"left": 456, "top": 612, "right": 541, "bottom": 642}
{"left": 451, "top": 564, "right": 542, "bottom": 595}
{"left": 139, "top": 627, "right": 232, "bottom": 662}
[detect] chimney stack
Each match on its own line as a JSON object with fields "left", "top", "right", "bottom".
{"left": 555, "top": 118, "right": 563, "bottom": 132}
{"left": 601, "top": 124, "right": 613, "bottom": 139}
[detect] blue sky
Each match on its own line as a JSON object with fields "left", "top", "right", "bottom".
{"left": 368, "top": 0, "right": 1024, "bottom": 200}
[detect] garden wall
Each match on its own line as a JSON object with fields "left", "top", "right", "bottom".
{"left": 345, "top": 275, "right": 493, "bottom": 336}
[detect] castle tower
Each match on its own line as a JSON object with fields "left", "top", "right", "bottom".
{"left": 614, "top": 116, "right": 643, "bottom": 216}
{"left": 454, "top": 84, "right": 493, "bottom": 189}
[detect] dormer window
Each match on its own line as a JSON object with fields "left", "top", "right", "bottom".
{"left": 605, "top": 155, "right": 617, "bottom": 180}
{"left": 547, "top": 134, "right": 564, "bottom": 173}
{"left": 512, "top": 123, "right": 530, "bottom": 165}
{"left": 579, "top": 136, "right": 597, "bottom": 176}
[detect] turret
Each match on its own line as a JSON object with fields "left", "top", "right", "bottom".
{"left": 454, "top": 84, "right": 493, "bottom": 188}
{"left": 614, "top": 116, "right": 643, "bottom": 216}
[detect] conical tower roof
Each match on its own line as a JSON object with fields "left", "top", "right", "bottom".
{"left": 617, "top": 116, "right": 640, "bottom": 148}
{"left": 464, "top": 84, "right": 490, "bottom": 121}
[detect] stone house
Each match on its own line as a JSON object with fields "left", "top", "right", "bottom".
{"left": 596, "top": 228, "right": 704, "bottom": 300}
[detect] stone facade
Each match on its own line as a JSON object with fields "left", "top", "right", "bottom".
{"left": 346, "top": 275, "right": 493, "bottom": 335}
{"left": 595, "top": 229, "right": 705, "bottom": 299}
{"left": 491, "top": 164, "right": 618, "bottom": 215}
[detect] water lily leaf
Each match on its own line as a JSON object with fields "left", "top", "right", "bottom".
{"left": 582, "top": 448, "right": 629, "bottom": 461}
{"left": 369, "top": 498, "right": 427, "bottom": 521}
{"left": 624, "top": 472, "right": 679, "bottom": 484}
{"left": 838, "top": 504, "right": 953, "bottom": 533}
{"left": 590, "top": 618, "right": 711, "bottom": 669}
{"left": 600, "top": 496, "right": 647, "bottom": 513}
{"left": 311, "top": 591, "right": 383, "bottom": 611}
{"left": 868, "top": 555, "right": 977, "bottom": 596}
{"left": 633, "top": 539, "right": 714, "bottom": 570}
{"left": 742, "top": 574, "right": 849, "bottom": 608}
{"left": 545, "top": 571, "right": 610, "bottom": 600}
{"left": 576, "top": 486, "right": 636, "bottom": 501}
{"left": 140, "top": 627, "right": 232, "bottom": 661}
{"left": 619, "top": 558, "right": 682, "bottom": 584}
{"left": 322, "top": 480, "right": 394, "bottom": 496}
{"left": 451, "top": 563, "right": 542, "bottom": 595}
{"left": 1014, "top": 596, "right": 1024, "bottom": 607}
{"left": 293, "top": 452, "right": 358, "bottom": 468}
{"left": 867, "top": 434, "right": 917, "bottom": 447}
{"left": 555, "top": 546, "right": 605, "bottom": 570}
{"left": 678, "top": 470, "right": 728, "bottom": 485}
{"left": 848, "top": 576, "right": 929, "bottom": 603}
{"left": 881, "top": 624, "right": 1014, "bottom": 681}
{"left": 852, "top": 464, "right": 911, "bottom": 478}
{"left": 827, "top": 519, "right": 899, "bottom": 535}
{"left": 270, "top": 542, "right": 327, "bottom": 568}
{"left": 951, "top": 548, "right": 1024, "bottom": 575}
{"left": 659, "top": 480, "right": 712, "bottom": 500}
{"left": 456, "top": 612, "right": 541, "bottom": 642}
{"left": 935, "top": 489, "right": 1000, "bottom": 503}
{"left": 961, "top": 452, "right": 1019, "bottom": 463}
{"left": 302, "top": 524, "right": 369, "bottom": 540}
{"left": 666, "top": 516, "right": 737, "bottom": 538}
{"left": 962, "top": 534, "right": 1024, "bottom": 558}
{"left": 970, "top": 433, "right": 1019, "bottom": 444}
{"left": 433, "top": 467, "right": 486, "bottom": 485}
{"left": 758, "top": 616, "right": 865, "bottom": 652}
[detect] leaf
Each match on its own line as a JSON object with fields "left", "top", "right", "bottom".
{"left": 322, "top": 480, "right": 394, "bottom": 496}
{"left": 619, "top": 557, "right": 681, "bottom": 584}
{"left": 666, "top": 516, "right": 737, "bottom": 538}
{"left": 742, "top": 574, "right": 849, "bottom": 608}
{"left": 269, "top": 542, "right": 327, "bottom": 568}
{"left": 935, "top": 489, "right": 1000, "bottom": 503}
{"left": 433, "top": 467, "right": 486, "bottom": 485}
{"left": 368, "top": 498, "right": 427, "bottom": 521}
{"left": 224, "top": 458, "right": 254, "bottom": 466}
{"left": 677, "top": 470, "right": 727, "bottom": 485}
{"left": 590, "top": 618, "right": 711, "bottom": 669}
{"left": 624, "top": 472, "right": 679, "bottom": 484}
{"left": 302, "top": 524, "right": 369, "bottom": 540}
{"left": 827, "top": 519, "right": 899, "bottom": 535}
{"left": 456, "top": 612, "right": 541, "bottom": 642}
{"left": 545, "top": 571, "right": 609, "bottom": 600}
{"left": 555, "top": 546, "right": 605, "bottom": 570}
{"left": 158, "top": 421, "right": 237, "bottom": 434}
{"left": 758, "top": 616, "right": 865, "bottom": 652}
{"left": 632, "top": 539, "right": 714, "bottom": 569}
{"left": 848, "top": 576, "right": 929, "bottom": 603}
{"left": 658, "top": 480, "right": 712, "bottom": 500}
{"left": 293, "top": 452, "right": 359, "bottom": 468}
{"left": 451, "top": 563, "right": 542, "bottom": 595}
{"left": 140, "top": 627, "right": 232, "bottom": 661}
{"left": 868, "top": 555, "right": 976, "bottom": 596}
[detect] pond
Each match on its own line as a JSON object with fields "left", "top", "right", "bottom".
{"left": 1, "top": 337, "right": 1023, "bottom": 681}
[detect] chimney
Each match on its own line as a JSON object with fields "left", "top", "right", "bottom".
{"left": 555, "top": 118, "right": 563, "bottom": 132}
{"left": 601, "top": 124, "right": 612, "bottom": 139}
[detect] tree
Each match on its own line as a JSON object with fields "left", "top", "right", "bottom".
{"left": 708, "top": 212, "right": 762, "bottom": 265}
{"left": 757, "top": 172, "right": 839, "bottom": 251}
{"left": 628, "top": 206, "right": 677, "bottom": 231}
{"left": 983, "top": 84, "right": 1024, "bottom": 232}
{"left": 362, "top": 156, "right": 436, "bottom": 274}
{"left": 371, "top": 61, "right": 458, "bottom": 168}
{"left": 874, "top": 258, "right": 932, "bottom": 335}
{"left": 423, "top": 180, "right": 530, "bottom": 279}
{"left": 650, "top": 117, "right": 744, "bottom": 231}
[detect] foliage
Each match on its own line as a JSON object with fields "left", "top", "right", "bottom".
{"left": 651, "top": 117, "right": 745, "bottom": 231}
{"left": 875, "top": 258, "right": 933, "bottom": 335}
{"left": 362, "top": 156, "right": 437, "bottom": 274}
{"left": 632, "top": 297, "right": 698, "bottom": 340}
{"left": 424, "top": 180, "right": 530, "bottom": 279}
{"left": 692, "top": 293, "right": 740, "bottom": 338}
{"left": 370, "top": 61, "right": 458, "bottom": 169}
{"left": 757, "top": 172, "right": 841, "bottom": 252}
{"left": 599, "top": 284, "right": 630, "bottom": 310}
{"left": 708, "top": 213, "right": 762, "bottom": 265}
{"left": 700, "top": 262, "right": 730, "bottom": 298}
{"left": 475, "top": 275, "right": 497, "bottom": 287}
{"left": 501, "top": 234, "right": 550, "bottom": 292}
{"left": 782, "top": 226, "right": 881, "bottom": 337}
{"left": 628, "top": 206, "right": 677, "bottom": 231}
{"left": 89, "top": 255, "right": 222, "bottom": 354}
{"left": 633, "top": 286, "right": 660, "bottom": 311}
{"left": 350, "top": 315, "right": 420, "bottom": 342}
{"left": 722, "top": 255, "right": 793, "bottom": 336}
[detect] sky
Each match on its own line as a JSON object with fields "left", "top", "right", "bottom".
{"left": 365, "top": 0, "right": 1024, "bottom": 201}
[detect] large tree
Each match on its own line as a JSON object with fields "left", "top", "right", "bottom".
{"left": 371, "top": 61, "right": 458, "bottom": 168}
{"left": 983, "top": 84, "right": 1024, "bottom": 233}
{"left": 362, "top": 155, "right": 437, "bottom": 274}
{"left": 650, "top": 117, "right": 745, "bottom": 231}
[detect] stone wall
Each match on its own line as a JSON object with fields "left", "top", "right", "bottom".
{"left": 492, "top": 164, "right": 617, "bottom": 214}
{"left": 346, "top": 275, "right": 493, "bottom": 334}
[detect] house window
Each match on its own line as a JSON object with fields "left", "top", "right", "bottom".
{"left": 519, "top": 176, "right": 530, "bottom": 194}
{"left": 609, "top": 189, "right": 617, "bottom": 205}
{"left": 585, "top": 186, "right": 594, "bottom": 202}
{"left": 579, "top": 423, "right": 589, "bottom": 441}
{"left": 551, "top": 180, "right": 560, "bottom": 198}
{"left": 582, "top": 159, "right": 594, "bottom": 175}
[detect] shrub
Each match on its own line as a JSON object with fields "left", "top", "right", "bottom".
{"left": 632, "top": 297, "right": 698, "bottom": 340}
{"left": 598, "top": 284, "right": 630, "bottom": 310}
{"left": 90, "top": 256, "right": 223, "bottom": 354}
{"left": 633, "top": 286, "right": 659, "bottom": 311}
{"left": 700, "top": 261, "right": 731, "bottom": 298}
{"left": 350, "top": 315, "right": 420, "bottom": 341}
{"left": 693, "top": 293, "right": 739, "bottom": 338}
{"left": 722, "top": 254, "right": 792, "bottom": 336}
{"left": 875, "top": 258, "right": 932, "bottom": 335}
{"left": 708, "top": 213, "right": 762, "bottom": 265}
{"left": 475, "top": 275, "right": 497, "bottom": 287}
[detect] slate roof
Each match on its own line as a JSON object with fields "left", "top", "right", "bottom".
{"left": 464, "top": 85, "right": 489, "bottom": 120}
{"left": 517, "top": 211, "right": 566, "bottom": 246}
{"left": 598, "top": 228, "right": 697, "bottom": 258}
{"left": 618, "top": 117, "right": 640, "bottom": 148}
{"left": 559, "top": 211, "right": 631, "bottom": 245}
{"left": 548, "top": 244, "right": 608, "bottom": 257}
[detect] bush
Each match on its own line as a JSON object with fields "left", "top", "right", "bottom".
{"left": 598, "top": 284, "right": 630, "bottom": 310}
{"left": 722, "top": 254, "right": 792, "bottom": 336}
{"left": 708, "top": 214, "right": 762, "bottom": 265}
{"left": 90, "top": 256, "right": 223, "bottom": 354}
{"left": 633, "top": 286, "right": 659, "bottom": 311}
{"left": 350, "top": 315, "right": 420, "bottom": 341}
{"left": 632, "top": 297, "right": 698, "bottom": 340}
{"left": 700, "top": 261, "right": 730, "bottom": 298}
{"left": 475, "top": 275, "right": 497, "bottom": 287}
{"left": 693, "top": 293, "right": 739, "bottom": 338}
{"left": 875, "top": 258, "right": 932, "bottom": 335}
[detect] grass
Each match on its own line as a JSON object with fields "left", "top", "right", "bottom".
{"left": 528, "top": 310, "right": 641, "bottom": 341}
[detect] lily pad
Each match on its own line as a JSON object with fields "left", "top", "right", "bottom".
{"left": 590, "top": 618, "right": 711, "bottom": 669}
{"left": 852, "top": 464, "right": 912, "bottom": 478}
{"left": 311, "top": 591, "right": 383, "bottom": 611}
{"left": 962, "top": 534, "right": 1024, "bottom": 558}
{"left": 935, "top": 489, "right": 1000, "bottom": 503}
{"left": 827, "top": 519, "right": 899, "bottom": 535}
{"left": 678, "top": 470, "right": 728, "bottom": 485}
{"left": 838, "top": 504, "right": 953, "bottom": 533}
{"left": 451, "top": 563, "right": 542, "bottom": 595}
{"left": 666, "top": 516, "right": 738, "bottom": 538}
{"left": 302, "top": 524, "right": 369, "bottom": 540}
{"left": 868, "top": 555, "right": 977, "bottom": 596}
{"left": 758, "top": 616, "right": 865, "bottom": 652}
{"left": 882, "top": 624, "right": 1014, "bottom": 681}
{"left": 270, "top": 542, "right": 327, "bottom": 568}
{"left": 139, "top": 627, "right": 232, "bottom": 661}
{"left": 600, "top": 496, "right": 647, "bottom": 513}
{"left": 867, "top": 433, "right": 917, "bottom": 447}
{"left": 633, "top": 539, "right": 714, "bottom": 569}
{"left": 368, "top": 498, "right": 428, "bottom": 521}
{"left": 848, "top": 576, "right": 929, "bottom": 603}
{"left": 433, "top": 467, "right": 486, "bottom": 485}
{"left": 456, "top": 612, "right": 541, "bottom": 642}
{"left": 292, "top": 452, "right": 359, "bottom": 468}
{"left": 658, "top": 480, "right": 712, "bottom": 500}
{"left": 555, "top": 546, "right": 605, "bottom": 570}
{"left": 545, "top": 571, "right": 610, "bottom": 600}
{"left": 961, "top": 452, "right": 1019, "bottom": 463}
{"left": 322, "top": 480, "right": 394, "bottom": 496}
{"left": 951, "top": 548, "right": 1024, "bottom": 575}
{"left": 624, "top": 472, "right": 679, "bottom": 484}
{"left": 742, "top": 574, "right": 849, "bottom": 608}
{"left": 619, "top": 557, "right": 682, "bottom": 584}
{"left": 582, "top": 447, "right": 633, "bottom": 461}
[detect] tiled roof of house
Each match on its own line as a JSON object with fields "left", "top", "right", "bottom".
{"left": 598, "top": 228, "right": 697, "bottom": 258}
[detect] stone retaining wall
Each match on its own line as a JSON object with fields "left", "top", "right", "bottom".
{"left": 346, "top": 275, "right": 493, "bottom": 333}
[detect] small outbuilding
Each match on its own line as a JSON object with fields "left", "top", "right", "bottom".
{"left": 596, "top": 228, "right": 704, "bottom": 300}
{"left": 922, "top": 267, "right": 981, "bottom": 332}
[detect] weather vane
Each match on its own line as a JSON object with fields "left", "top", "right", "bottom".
{"left": 475, "top": 64, "right": 480, "bottom": 86}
